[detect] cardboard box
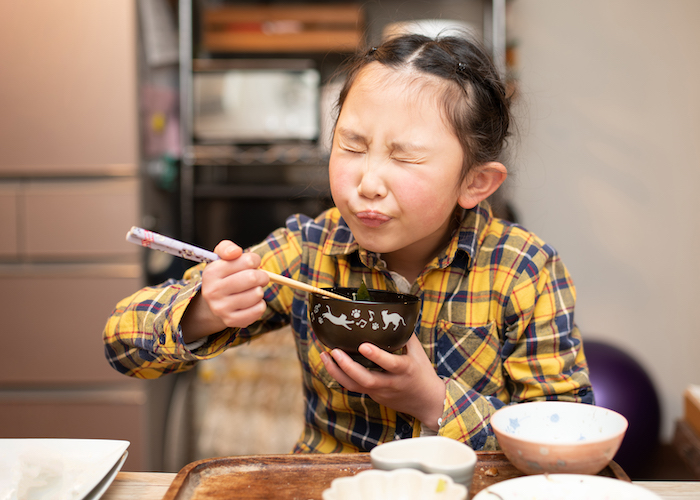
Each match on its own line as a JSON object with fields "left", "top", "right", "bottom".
{"left": 684, "top": 385, "right": 700, "bottom": 438}
{"left": 673, "top": 419, "right": 700, "bottom": 479}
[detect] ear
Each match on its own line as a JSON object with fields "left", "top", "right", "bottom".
{"left": 457, "top": 162, "right": 508, "bottom": 209}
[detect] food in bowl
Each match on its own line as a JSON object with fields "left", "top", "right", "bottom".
{"left": 490, "top": 401, "right": 628, "bottom": 475}
{"left": 322, "top": 468, "right": 468, "bottom": 500}
{"left": 309, "top": 287, "right": 420, "bottom": 369}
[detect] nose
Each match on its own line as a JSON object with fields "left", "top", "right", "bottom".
{"left": 357, "top": 157, "right": 388, "bottom": 199}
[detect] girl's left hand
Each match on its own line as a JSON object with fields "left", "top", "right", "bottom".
{"left": 320, "top": 334, "right": 446, "bottom": 431}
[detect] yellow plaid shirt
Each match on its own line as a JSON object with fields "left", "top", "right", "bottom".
{"left": 104, "top": 202, "right": 593, "bottom": 452}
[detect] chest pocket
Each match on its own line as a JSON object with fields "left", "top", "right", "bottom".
{"left": 435, "top": 319, "right": 504, "bottom": 396}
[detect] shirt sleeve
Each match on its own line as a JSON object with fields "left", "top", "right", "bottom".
{"left": 102, "top": 264, "right": 237, "bottom": 378}
{"left": 435, "top": 244, "right": 594, "bottom": 450}
{"left": 102, "top": 221, "right": 304, "bottom": 379}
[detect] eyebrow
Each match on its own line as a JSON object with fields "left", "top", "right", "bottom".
{"left": 335, "top": 127, "right": 367, "bottom": 144}
{"left": 335, "top": 127, "right": 429, "bottom": 154}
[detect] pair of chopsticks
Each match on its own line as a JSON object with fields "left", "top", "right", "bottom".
{"left": 126, "top": 227, "right": 351, "bottom": 302}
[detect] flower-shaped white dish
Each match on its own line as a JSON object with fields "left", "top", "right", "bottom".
{"left": 472, "top": 473, "right": 662, "bottom": 500}
{"left": 322, "top": 469, "right": 468, "bottom": 500}
{"left": 370, "top": 436, "right": 477, "bottom": 486}
{"left": 490, "top": 401, "right": 628, "bottom": 475}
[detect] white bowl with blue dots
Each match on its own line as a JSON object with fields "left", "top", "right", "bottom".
{"left": 490, "top": 401, "right": 628, "bottom": 475}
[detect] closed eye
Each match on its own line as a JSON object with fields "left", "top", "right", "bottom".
{"left": 391, "top": 156, "right": 424, "bottom": 164}
{"left": 335, "top": 127, "right": 368, "bottom": 155}
{"left": 389, "top": 141, "right": 428, "bottom": 165}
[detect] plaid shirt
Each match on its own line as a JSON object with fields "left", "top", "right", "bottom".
{"left": 104, "top": 202, "right": 593, "bottom": 452}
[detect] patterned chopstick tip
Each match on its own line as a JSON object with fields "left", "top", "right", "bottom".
{"left": 126, "top": 227, "right": 220, "bottom": 264}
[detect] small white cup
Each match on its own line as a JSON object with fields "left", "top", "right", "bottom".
{"left": 370, "top": 436, "right": 477, "bottom": 487}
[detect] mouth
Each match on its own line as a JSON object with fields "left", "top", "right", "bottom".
{"left": 355, "top": 211, "right": 392, "bottom": 228}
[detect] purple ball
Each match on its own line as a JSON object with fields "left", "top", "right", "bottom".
{"left": 584, "top": 340, "right": 661, "bottom": 478}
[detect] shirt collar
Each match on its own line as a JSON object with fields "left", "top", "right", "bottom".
{"left": 322, "top": 202, "right": 493, "bottom": 270}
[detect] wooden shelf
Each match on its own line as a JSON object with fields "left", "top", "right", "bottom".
{"left": 188, "top": 144, "right": 328, "bottom": 167}
{"left": 193, "top": 183, "right": 329, "bottom": 200}
{"left": 202, "top": 3, "right": 363, "bottom": 53}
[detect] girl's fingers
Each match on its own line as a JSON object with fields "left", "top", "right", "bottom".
{"left": 328, "top": 348, "right": 391, "bottom": 391}
{"left": 321, "top": 351, "right": 362, "bottom": 392}
{"left": 208, "top": 282, "right": 264, "bottom": 311}
{"left": 402, "top": 334, "right": 424, "bottom": 360}
{"left": 218, "top": 299, "right": 267, "bottom": 328}
{"left": 204, "top": 255, "right": 267, "bottom": 292}
{"left": 218, "top": 268, "right": 268, "bottom": 294}
{"left": 213, "top": 240, "right": 242, "bottom": 260}
{"left": 357, "top": 343, "right": 398, "bottom": 372}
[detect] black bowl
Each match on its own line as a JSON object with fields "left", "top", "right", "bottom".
{"left": 309, "top": 287, "right": 420, "bottom": 369}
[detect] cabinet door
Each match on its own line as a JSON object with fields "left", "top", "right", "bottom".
{"left": 0, "top": 182, "right": 19, "bottom": 258}
{"left": 22, "top": 178, "right": 141, "bottom": 260}
{"left": 0, "top": 0, "right": 138, "bottom": 174}
{"left": 0, "top": 267, "right": 143, "bottom": 385}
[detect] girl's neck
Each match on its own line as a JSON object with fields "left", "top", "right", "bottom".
{"left": 381, "top": 253, "right": 422, "bottom": 285}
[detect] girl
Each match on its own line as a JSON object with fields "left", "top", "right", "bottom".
{"left": 104, "top": 33, "right": 593, "bottom": 452}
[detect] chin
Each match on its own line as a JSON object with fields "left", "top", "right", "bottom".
{"left": 352, "top": 235, "right": 382, "bottom": 253}
{"left": 351, "top": 233, "right": 400, "bottom": 255}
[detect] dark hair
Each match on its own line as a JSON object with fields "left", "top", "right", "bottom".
{"left": 334, "top": 33, "right": 511, "bottom": 181}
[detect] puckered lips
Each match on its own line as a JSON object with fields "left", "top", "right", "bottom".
{"left": 355, "top": 210, "right": 392, "bottom": 228}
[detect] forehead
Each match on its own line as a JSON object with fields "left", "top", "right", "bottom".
{"left": 351, "top": 62, "right": 447, "bottom": 100}
{"left": 344, "top": 62, "right": 456, "bottom": 127}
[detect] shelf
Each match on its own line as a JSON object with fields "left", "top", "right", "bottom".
{"left": 202, "top": 3, "right": 363, "bottom": 54}
{"left": 179, "top": 0, "right": 507, "bottom": 242}
{"left": 186, "top": 144, "right": 329, "bottom": 167}
{"left": 193, "top": 58, "right": 317, "bottom": 72}
{"left": 194, "top": 183, "right": 330, "bottom": 200}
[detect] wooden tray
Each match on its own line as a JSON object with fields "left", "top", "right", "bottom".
{"left": 162, "top": 451, "right": 629, "bottom": 500}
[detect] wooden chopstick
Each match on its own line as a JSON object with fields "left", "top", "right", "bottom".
{"left": 126, "top": 227, "right": 352, "bottom": 302}
{"left": 262, "top": 270, "right": 351, "bottom": 301}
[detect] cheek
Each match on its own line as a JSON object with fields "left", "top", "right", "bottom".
{"left": 393, "top": 176, "right": 437, "bottom": 207}
{"left": 328, "top": 155, "right": 353, "bottom": 201}
{"left": 394, "top": 176, "right": 459, "bottom": 220}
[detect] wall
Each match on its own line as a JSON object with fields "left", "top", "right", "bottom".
{"left": 509, "top": 0, "right": 700, "bottom": 441}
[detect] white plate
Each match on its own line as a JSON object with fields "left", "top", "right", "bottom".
{"left": 83, "top": 451, "right": 128, "bottom": 500}
{"left": 473, "top": 474, "right": 662, "bottom": 500}
{"left": 0, "top": 438, "right": 130, "bottom": 500}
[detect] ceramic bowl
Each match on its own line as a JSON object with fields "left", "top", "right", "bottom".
{"left": 322, "top": 468, "right": 467, "bottom": 500}
{"left": 309, "top": 288, "right": 420, "bottom": 368}
{"left": 370, "top": 436, "right": 477, "bottom": 487}
{"left": 490, "top": 401, "right": 628, "bottom": 475}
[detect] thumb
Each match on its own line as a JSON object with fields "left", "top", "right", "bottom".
{"left": 213, "top": 240, "right": 243, "bottom": 261}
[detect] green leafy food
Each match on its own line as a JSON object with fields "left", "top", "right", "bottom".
{"left": 354, "top": 281, "right": 372, "bottom": 301}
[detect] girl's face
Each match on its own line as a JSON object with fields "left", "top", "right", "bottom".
{"left": 329, "top": 63, "right": 473, "bottom": 276}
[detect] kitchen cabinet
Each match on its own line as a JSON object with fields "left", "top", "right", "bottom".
{"left": 0, "top": 0, "right": 161, "bottom": 471}
{"left": 0, "top": 183, "right": 19, "bottom": 258}
{"left": 22, "top": 178, "right": 141, "bottom": 259}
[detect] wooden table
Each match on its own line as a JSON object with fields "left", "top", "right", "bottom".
{"left": 102, "top": 472, "right": 700, "bottom": 500}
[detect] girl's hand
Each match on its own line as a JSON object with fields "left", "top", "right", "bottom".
{"left": 320, "top": 334, "right": 446, "bottom": 431}
{"left": 181, "top": 240, "right": 269, "bottom": 342}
